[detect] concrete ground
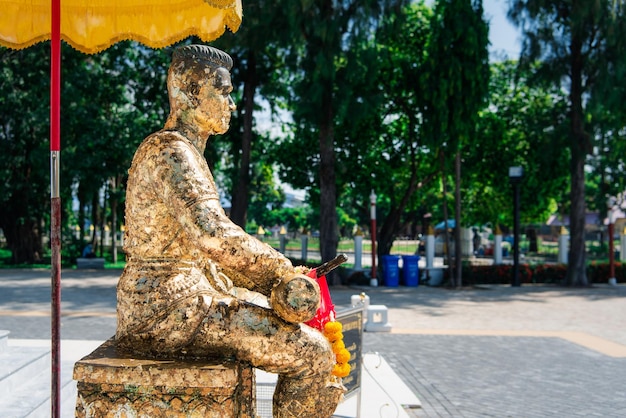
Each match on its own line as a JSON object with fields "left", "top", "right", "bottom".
{"left": 1, "top": 269, "right": 626, "bottom": 417}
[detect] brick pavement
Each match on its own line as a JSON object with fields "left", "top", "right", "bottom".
{"left": 330, "top": 284, "right": 626, "bottom": 417}
{"left": 365, "top": 334, "right": 626, "bottom": 417}
{"left": 2, "top": 269, "right": 626, "bottom": 416}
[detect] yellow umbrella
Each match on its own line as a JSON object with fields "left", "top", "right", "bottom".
{"left": 0, "top": 1, "right": 241, "bottom": 416}
{"left": 0, "top": 0, "right": 242, "bottom": 53}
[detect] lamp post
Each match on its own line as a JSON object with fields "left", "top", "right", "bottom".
{"left": 608, "top": 198, "right": 617, "bottom": 286}
{"left": 509, "top": 166, "right": 523, "bottom": 287}
{"left": 370, "top": 190, "right": 378, "bottom": 287}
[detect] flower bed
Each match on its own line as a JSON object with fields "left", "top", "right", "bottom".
{"left": 454, "top": 262, "right": 625, "bottom": 286}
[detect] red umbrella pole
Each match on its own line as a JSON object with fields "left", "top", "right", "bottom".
{"left": 50, "top": 0, "right": 61, "bottom": 416}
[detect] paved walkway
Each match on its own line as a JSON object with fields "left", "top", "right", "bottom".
{"left": 1, "top": 269, "right": 626, "bottom": 416}
{"left": 330, "top": 284, "right": 626, "bottom": 417}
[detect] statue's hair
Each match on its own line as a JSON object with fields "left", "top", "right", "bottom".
{"left": 171, "top": 44, "right": 233, "bottom": 70}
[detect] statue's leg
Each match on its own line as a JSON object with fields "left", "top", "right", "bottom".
{"left": 187, "top": 299, "right": 342, "bottom": 417}
{"left": 272, "top": 374, "right": 345, "bottom": 418}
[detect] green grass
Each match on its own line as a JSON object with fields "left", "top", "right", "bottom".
{"left": 104, "top": 260, "right": 126, "bottom": 269}
{"left": 263, "top": 237, "right": 419, "bottom": 254}
{"left": 0, "top": 246, "right": 126, "bottom": 269}
{"left": 0, "top": 236, "right": 618, "bottom": 269}
{"left": 0, "top": 248, "right": 51, "bottom": 269}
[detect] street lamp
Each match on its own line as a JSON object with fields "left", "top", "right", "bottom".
{"left": 370, "top": 190, "right": 378, "bottom": 287}
{"left": 509, "top": 166, "right": 523, "bottom": 287}
{"left": 607, "top": 197, "right": 617, "bottom": 286}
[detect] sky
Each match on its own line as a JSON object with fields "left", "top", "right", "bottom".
{"left": 482, "top": 0, "right": 522, "bottom": 59}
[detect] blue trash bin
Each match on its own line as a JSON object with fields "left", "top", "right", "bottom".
{"left": 382, "top": 255, "right": 400, "bottom": 287}
{"left": 402, "top": 255, "right": 420, "bottom": 287}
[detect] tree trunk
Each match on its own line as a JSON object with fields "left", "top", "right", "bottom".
{"left": 100, "top": 184, "right": 108, "bottom": 259}
{"left": 454, "top": 150, "right": 462, "bottom": 288}
{"left": 319, "top": 85, "right": 339, "bottom": 284}
{"left": 440, "top": 150, "right": 453, "bottom": 282}
{"left": 111, "top": 197, "right": 118, "bottom": 264}
{"left": 78, "top": 183, "right": 87, "bottom": 250}
{"left": 1, "top": 214, "right": 44, "bottom": 264}
{"left": 91, "top": 193, "right": 100, "bottom": 254}
{"left": 230, "top": 50, "right": 257, "bottom": 229}
{"left": 377, "top": 158, "right": 437, "bottom": 262}
{"left": 566, "top": 8, "right": 589, "bottom": 286}
{"left": 110, "top": 176, "right": 121, "bottom": 264}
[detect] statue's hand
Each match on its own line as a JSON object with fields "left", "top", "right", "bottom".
{"left": 270, "top": 273, "right": 320, "bottom": 324}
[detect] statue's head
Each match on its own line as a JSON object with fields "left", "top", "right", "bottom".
{"left": 167, "top": 45, "right": 235, "bottom": 135}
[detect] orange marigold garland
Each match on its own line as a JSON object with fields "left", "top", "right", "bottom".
{"left": 324, "top": 321, "right": 351, "bottom": 378}
{"left": 297, "top": 258, "right": 352, "bottom": 379}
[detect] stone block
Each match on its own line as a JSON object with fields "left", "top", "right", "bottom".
{"left": 364, "top": 305, "right": 392, "bottom": 332}
{"left": 76, "top": 258, "right": 105, "bottom": 269}
{"left": 73, "top": 338, "right": 255, "bottom": 417}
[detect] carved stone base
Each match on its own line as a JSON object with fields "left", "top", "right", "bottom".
{"left": 73, "top": 338, "right": 255, "bottom": 417}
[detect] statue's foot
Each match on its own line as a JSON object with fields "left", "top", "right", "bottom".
{"left": 317, "top": 379, "right": 346, "bottom": 417}
{"left": 273, "top": 376, "right": 345, "bottom": 418}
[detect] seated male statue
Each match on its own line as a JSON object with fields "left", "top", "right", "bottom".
{"left": 116, "top": 44, "right": 343, "bottom": 417}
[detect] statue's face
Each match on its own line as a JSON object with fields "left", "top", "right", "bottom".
{"left": 194, "top": 67, "right": 236, "bottom": 134}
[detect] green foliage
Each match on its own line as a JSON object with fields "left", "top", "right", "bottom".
{"left": 2, "top": 0, "right": 625, "bottom": 274}
{"left": 507, "top": 0, "right": 626, "bottom": 286}
{"left": 0, "top": 41, "right": 172, "bottom": 264}
{"left": 421, "top": 0, "right": 489, "bottom": 286}
{"left": 0, "top": 44, "right": 51, "bottom": 263}
{"left": 586, "top": 105, "right": 626, "bottom": 216}
{"left": 330, "top": 2, "right": 440, "bottom": 257}
{"left": 211, "top": 0, "right": 304, "bottom": 227}
{"left": 423, "top": 0, "right": 490, "bottom": 150}
{"left": 466, "top": 61, "right": 569, "bottom": 226}
{"left": 266, "top": 207, "right": 314, "bottom": 233}
{"left": 246, "top": 163, "right": 286, "bottom": 227}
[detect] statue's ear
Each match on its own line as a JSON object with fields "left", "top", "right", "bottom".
{"left": 188, "top": 81, "right": 200, "bottom": 99}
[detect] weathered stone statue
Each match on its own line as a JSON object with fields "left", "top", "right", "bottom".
{"left": 116, "top": 44, "right": 344, "bottom": 417}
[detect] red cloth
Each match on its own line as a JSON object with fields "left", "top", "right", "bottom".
{"left": 304, "top": 269, "right": 336, "bottom": 330}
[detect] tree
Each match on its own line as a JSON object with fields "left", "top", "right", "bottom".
{"left": 423, "top": 0, "right": 490, "bottom": 287}
{"left": 246, "top": 162, "right": 287, "bottom": 228}
{"left": 213, "top": 0, "right": 296, "bottom": 228}
{"left": 0, "top": 41, "right": 171, "bottom": 264}
{"left": 508, "top": 0, "right": 626, "bottom": 286}
{"left": 358, "top": 2, "right": 438, "bottom": 261}
{"left": 0, "top": 45, "right": 50, "bottom": 263}
{"left": 586, "top": 4, "right": 626, "bottom": 219}
{"left": 62, "top": 42, "right": 170, "bottom": 260}
{"left": 468, "top": 61, "right": 569, "bottom": 227}
{"left": 275, "top": 0, "right": 408, "bottom": 284}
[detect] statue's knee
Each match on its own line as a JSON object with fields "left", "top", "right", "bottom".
{"left": 300, "top": 325, "right": 335, "bottom": 373}
{"left": 271, "top": 274, "right": 320, "bottom": 323}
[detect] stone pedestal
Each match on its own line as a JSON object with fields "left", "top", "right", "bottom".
{"left": 73, "top": 338, "right": 255, "bottom": 418}
{"left": 364, "top": 305, "right": 392, "bottom": 332}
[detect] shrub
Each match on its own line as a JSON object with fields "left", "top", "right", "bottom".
{"left": 460, "top": 262, "right": 623, "bottom": 285}
{"left": 587, "top": 262, "right": 626, "bottom": 284}
{"left": 530, "top": 264, "right": 567, "bottom": 284}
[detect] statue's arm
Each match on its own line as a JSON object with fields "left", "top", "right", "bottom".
{"left": 190, "top": 199, "right": 319, "bottom": 322}
{"left": 192, "top": 198, "right": 294, "bottom": 293}
{"left": 157, "top": 139, "right": 293, "bottom": 295}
